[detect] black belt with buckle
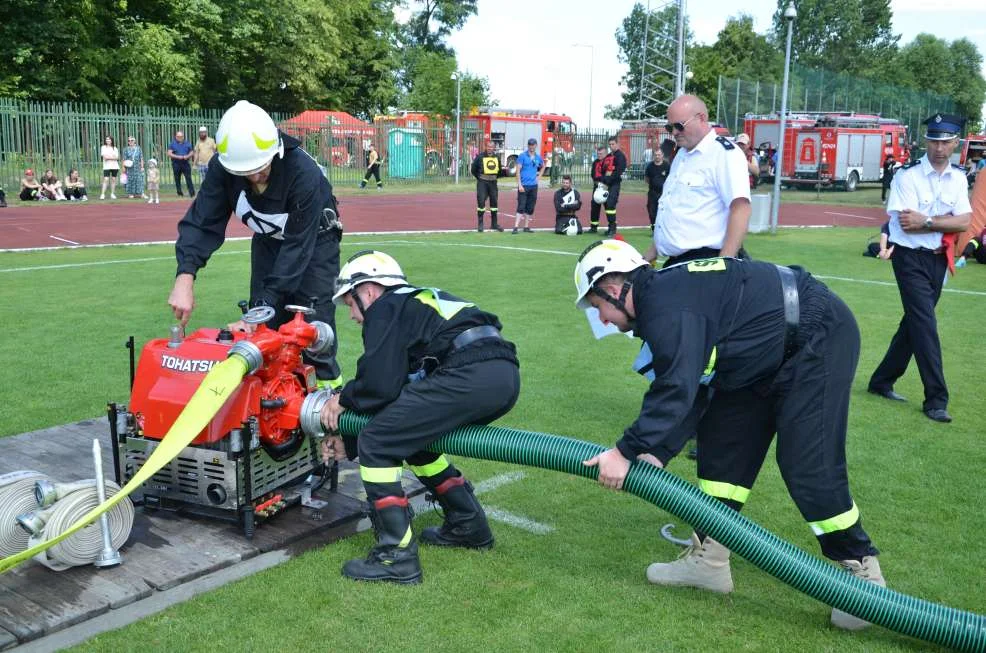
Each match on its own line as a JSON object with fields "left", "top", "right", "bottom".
{"left": 451, "top": 325, "right": 501, "bottom": 351}
{"left": 775, "top": 265, "right": 800, "bottom": 360}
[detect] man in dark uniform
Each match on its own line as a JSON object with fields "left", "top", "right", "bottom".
{"left": 319, "top": 250, "right": 521, "bottom": 584}
{"left": 644, "top": 148, "right": 670, "bottom": 232}
{"left": 471, "top": 141, "right": 503, "bottom": 232}
{"left": 553, "top": 174, "right": 583, "bottom": 234}
{"left": 600, "top": 136, "right": 627, "bottom": 236}
{"left": 881, "top": 154, "right": 896, "bottom": 202}
{"left": 168, "top": 100, "right": 343, "bottom": 387}
{"left": 589, "top": 145, "right": 607, "bottom": 233}
{"left": 868, "top": 113, "right": 971, "bottom": 423}
{"left": 575, "top": 239, "right": 884, "bottom": 631}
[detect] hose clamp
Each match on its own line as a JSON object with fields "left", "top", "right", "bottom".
{"left": 299, "top": 390, "right": 333, "bottom": 438}
{"left": 306, "top": 321, "right": 335, "bottom": 356}
{"left": 229, "top": 340, "right": 263, "bottom": 374}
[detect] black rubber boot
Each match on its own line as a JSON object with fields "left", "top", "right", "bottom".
{"left": 477, "top": 216, "right": 485, "bottom": 232}
{"left": 342, "top": 497, "right": 422, "bottom": 584}
{"left": 588, "top": 224, "right": 598, "bottom": 234}
{"left": 491, "top": 218, "right": 504, "bottom": 232}
{"left": 420, "top": 476, "right": 494, "bottom": 549}
{"left": 605, "top": 221, "right": 617, "bottom": 237}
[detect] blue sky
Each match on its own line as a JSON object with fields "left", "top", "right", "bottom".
{"left": 446, "top": 0, "right": 986, "bottom": 131}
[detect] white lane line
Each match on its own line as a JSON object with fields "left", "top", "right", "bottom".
{"left": 473, "top": 470, "right": 527, "bottom": 493}
{"left": 48, "top": 235, "right": 79, "bottom": 245}
{"left": 815, "top": 274, "right": 986, "bottom": 297}
{"left": 483, "top": 508, "right": 554, "bottom": 534}
{"left": 824, "top": 211, "right": 879, "bottom": 221}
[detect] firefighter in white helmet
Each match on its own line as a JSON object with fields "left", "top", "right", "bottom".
{"left": 168, "top": 100, "right": 343, "bottom": 387}
{"left": 318, "top": 250, "right": 520, "bottom": 584}
{"left": 575, "top": 239, "right": 885, "bottom": 631}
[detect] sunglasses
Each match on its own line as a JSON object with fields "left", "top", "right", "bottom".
{"left": 665, "top": 114, "right": 700, "bottom": 133}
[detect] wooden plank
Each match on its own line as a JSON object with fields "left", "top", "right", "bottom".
{"left": 0, "top": 565, "right": 111, "bottom": 635}
{"left": 142, "top": 512, "right": 258, "bottom": 566}
{"left": 247, "top": 492, "right": 367, "bottom": 554}
{"left": 0, "top": 585, "right": 62, "bottom": 642}
{"left": 0, "top": 625, "right": 16, "bottom": 651}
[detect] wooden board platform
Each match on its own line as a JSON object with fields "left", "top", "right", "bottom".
{"left": 0, "top": 418, "right": 423, "bottom": 649}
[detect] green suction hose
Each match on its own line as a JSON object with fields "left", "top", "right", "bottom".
{"left": 338, "top": 413, "right": 986, "bottom": 652}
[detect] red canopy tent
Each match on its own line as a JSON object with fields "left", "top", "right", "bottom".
{"left": 278, "top": 111, "right": 375, "bottom": 167}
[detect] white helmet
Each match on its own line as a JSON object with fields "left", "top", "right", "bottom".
{"left": 332, "top": 250, "right": 407, "bottom": 304}
{"left": 216, "top": 100, "right": 284, "bottom": 175}
{"left": 593, "top": 183, "right": 609, "bottom": 204}
{"left": 573, "top": 239, "right": 648, "bottom": 309}
{"left": 564, "top": 218, "right": 579, "bottom": 236}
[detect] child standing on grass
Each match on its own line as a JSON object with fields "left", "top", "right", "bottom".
{"left": 146, "top": 158, "right": 160, "bottom": 204}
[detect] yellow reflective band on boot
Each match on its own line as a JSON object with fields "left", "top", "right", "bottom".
{"left": 360, "top": 466, "right": 403, "bottom": 484}
{"left": 399, "top": 525, "right": 413, "bottom": 548}
{"left": 808, "top": 502, "right": 860, "bottom": 536}
{"left": 698, "top": 479, "right": 750, "bottom": 504}
{"left": 409, "top": 455, "right": 450, "bottom": 478}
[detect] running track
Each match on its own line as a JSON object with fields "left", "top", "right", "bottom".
{"left": 0, "top": 191, "right": 888, "bottom": 250}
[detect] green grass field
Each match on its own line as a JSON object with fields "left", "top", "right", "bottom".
{"left": 1, "top": 227, "right": 984, "bottom": 652}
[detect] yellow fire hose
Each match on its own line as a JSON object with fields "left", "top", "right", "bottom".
{"left": 0, "top": 355, "right": 249, "bottom": 574}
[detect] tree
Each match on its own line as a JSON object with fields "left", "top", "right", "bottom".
{"left": 605, "top": 2, "right": 688, "bottom": 121}
{"left": 403, "top": 50, "right": 490, "bottom": 115}
{"left": 946, "top": 38, "right": 986, "bottom": 127}
{"left": 771, "top": 0, "right": 898, "bottom": 76}
{"left": 401, "top": 0, "right": 479, "bottom": 54}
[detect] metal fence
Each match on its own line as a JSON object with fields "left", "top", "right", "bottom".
{"left": 715, "top": 64, "right": 957, "bottom": 144}
{"left": 0, "top": 98, "right": 631, "bottom": 199}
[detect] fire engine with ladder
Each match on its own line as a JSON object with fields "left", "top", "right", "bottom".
{"left": 778, "top": 114, "right": 910, "bottom": 191}
{"left": 463, "top": 107, "right": 575, "bottom": 176}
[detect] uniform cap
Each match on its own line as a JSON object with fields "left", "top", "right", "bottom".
{"left": 923, "top": 113, "right": 965, "bottom": 141}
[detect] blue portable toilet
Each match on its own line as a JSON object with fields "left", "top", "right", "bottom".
{"left": 387, "top": 128, "right": 424, "bottom": 179}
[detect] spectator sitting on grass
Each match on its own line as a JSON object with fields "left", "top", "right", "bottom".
{"left": 19, "top": 169, "right": 42, "bottom": 201}
{"left": 40, "top": 169, "right": 67, "bottom": 201}
{"left": 64, "top": 169, "right": 88, "bottom": 201}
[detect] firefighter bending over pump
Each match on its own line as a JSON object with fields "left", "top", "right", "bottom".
{"left": 317, "top": 251, "right": 520, "bottom": 584}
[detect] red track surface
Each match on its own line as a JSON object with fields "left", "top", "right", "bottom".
{"left": 0, "top": 191, "right": 888, "bottom": 250}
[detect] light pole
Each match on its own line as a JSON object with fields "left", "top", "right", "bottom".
{"left": 573, "top": 44, "right": 594, "bottom": 133}
{"left": 770, "top": 1, "right": 797, "bottom": 234}
{"left": 682, "top": 67, "right": 693, "bottom": 94}
{"left": 451, "top": 71, "right": 462, "bottom": 184}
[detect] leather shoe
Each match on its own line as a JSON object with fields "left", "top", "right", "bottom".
{"left": 867, "top": 386, "right": 907, "bottom": 402}
{"left": 924, "top": 408, "right": 952, "bottom": 423}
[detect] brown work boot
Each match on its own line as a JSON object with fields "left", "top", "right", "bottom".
{"left": 645, "top": 532, "right": 733, "bottom": 594}
{"left": 831, "top": 556, "right": 885, "bottom": 630}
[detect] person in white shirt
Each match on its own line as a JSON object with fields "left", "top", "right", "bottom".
{"left": 868, "top": 113, "right": 972, "bottom": 424}
{"left": 643, "top": 94, "right": 751, "bottom": 267}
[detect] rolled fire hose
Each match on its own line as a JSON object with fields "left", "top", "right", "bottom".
{"left": 336, "top": 413, "right": 986, "bottom": 653}
{"left": 0, "top": 355, "right": 250, "bottom": 574}
{"left": 0, "top": 471, "right": 49, "bottom": 557}
{"left": 18, "top": 481, "right": 134, "bottom": 571}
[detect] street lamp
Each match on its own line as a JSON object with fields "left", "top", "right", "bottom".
{"left": 572, "top": 44, "right": 594, "bottom": 133}
{"left": 770, "top": 1, "right": 797, "bottom": 234}
{"left": 683, "top": 67, "right": 693, "bottom": 94}
{"left": 451, "top": 71, "right": 462, "bottom": 184}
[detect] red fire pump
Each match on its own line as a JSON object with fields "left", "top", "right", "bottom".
{"left": 107, "top": 305, "right": 338, "bottom": 537}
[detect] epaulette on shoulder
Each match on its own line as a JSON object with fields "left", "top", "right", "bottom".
{"left": 901, "top": 160, "right": 921, "bottom": 170}
{"left": 715, "top": 136, "right": 735, "bottom": 150}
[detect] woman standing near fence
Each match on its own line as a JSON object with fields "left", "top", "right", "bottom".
{"left": 123, "top": 136, "right": 147, "bottom": 199}
{"left": 100, "top": 136, "right": 120, "bottom": 200}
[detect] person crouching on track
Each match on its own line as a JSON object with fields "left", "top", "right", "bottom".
{"left": 574, "top": 239, "right": 884, "bottom": 631}
{"left": 319, "top": 250, "right": 521, "bottom": 584}
{"left": 553, "top": 175, "right": 583, "bottom": 234}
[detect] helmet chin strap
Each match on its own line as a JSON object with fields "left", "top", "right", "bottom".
{"left": 590, "top": 279, "right": 635, "bottom": 328}
{"left": 350, "top": 288, "right": 369, "bottom": 321}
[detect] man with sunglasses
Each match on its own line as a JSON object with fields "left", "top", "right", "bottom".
{"left": 643, "top": 95, "right": 751, "bottom": 268}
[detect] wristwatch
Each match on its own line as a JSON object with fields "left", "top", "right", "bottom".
{"left": 923, "top": 216, "right": 934, "bottom": 229}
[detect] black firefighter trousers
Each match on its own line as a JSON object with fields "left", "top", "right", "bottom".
{"left": 249, "top": 228, "right": 342, "bottom": 382}
{"left": 357, "top": 357, "right": 520, "bottom": 502}
{"left": 694, "top": 291, "right": 878, "bottom": 562}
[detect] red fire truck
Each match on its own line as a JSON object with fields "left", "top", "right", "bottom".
{"left": 958, "top": 134, "right": 986, "bottom": 167}
{"left": 616, "top": 119, "right": 731, "bottom": 178}
{"left": 781, "top": 115, "right": 910, "bottom": 191}
{"left": 462, "top": 108, "right": 576, "bottom": 176}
